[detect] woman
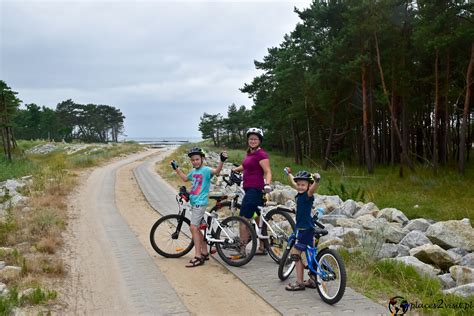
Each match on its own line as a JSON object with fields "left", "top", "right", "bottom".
{"left": 232, "top": 127, "right": 272, "bottom": 255}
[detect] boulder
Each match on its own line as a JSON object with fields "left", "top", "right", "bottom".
{"left": 0, "top": 266, "right": 21, "bottom": 281}
{"left": 390, "top": 209, "right": 410, "bottom": 225}
{"left": 269, "top": 188, "right": 297, "bottom": 205}
{"left": 449, "top": 265, "right": 474, "bottom": 286}
{"left": 442, "top": 283, "right": 474, "bottom": 297}
{"left": 399, "top": 230, "right": 432, "bottom": 249}
{"left": 396, "top": 244, "right": 410, "bottom": 257}
{"left": 318, "top": 237, "right": 344, "bottom": 249}
{"left": 378, "top": 243, "right": 397, "bottom": 258}
{"left": 328, "top": 227, "right": 362, "bottom": 248}
{"left": 333, "top": 218, "right": 362, "bottom": 229}
{"left": 377, "top": 208, "right": 408, "bottom": 225}
{"left": 425, "top": 219, "right": 474, "bottom": 251}
{"left": 354, "top": 202, "right": 380, "bottom": 218}
{"left": 449, "top": 248, "right": 469, "bottom": 258}
{"left": 316, "top": 195, "right": 343, "bottom": 212}
{"left": 360, "top": 217, "right": 389, "bottom": 231}
{"left": 382, "top": 225, "right": 406, "bottom": 244}
{"left": 403, "top": 218, "right": 431, "bottom": 233}
{"left": 320, "top": 215, "right": 348, "bottom": 226}
{"left": 446, "top": 250, "right": 462, "bottom": 265}
{"left": 385, "top": 256, "right": 440, "bottom": 278}
{"left": 376, "top": 208, "right": 395, "bottom": 221}
{"left": 331, "top": 199, "right": 357, "bottom": 217}
{"left": 377, "top": 243, "right": 410, "bottom": 258}
{"left": 438, "top": 273, "right": 456, "bottom": 289}
{"left": 409, "top": 244, "right": 457, "bottom": 270}
{"left": 460, "top": 253, "right": 474, "bottom": 269}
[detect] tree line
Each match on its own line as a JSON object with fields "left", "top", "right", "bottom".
{"left": 1, "top": 80, "right": 125, "bottom": 160}
{"left": 200, "top": 0, "right": 473, "bottom": 175}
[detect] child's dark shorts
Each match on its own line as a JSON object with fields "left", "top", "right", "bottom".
{"left": 239, "top": 188, "right": 264, "bottom": 219}
{"left": 295, "top": 229, "right": 315, "bottom": 251}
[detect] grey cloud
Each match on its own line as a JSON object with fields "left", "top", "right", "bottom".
{"left": 1, "top": 0, "right": 312, "bottom": 137}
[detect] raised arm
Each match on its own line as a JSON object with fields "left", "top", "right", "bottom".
{"left": 308, "top": 173, "right": 321, "bottom": 197}
{"left": 284, "top": 167, "right": 297, "bottom": 188}
{"left": 211, "top": 151, "right": 227, "bottom": 175}
{"left": 170, "top": 160, "right": 189, "bottom": 182}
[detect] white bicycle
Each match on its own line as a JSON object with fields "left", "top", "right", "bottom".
{"left": 220, "top": 171, "right": 296, "bottom": 263}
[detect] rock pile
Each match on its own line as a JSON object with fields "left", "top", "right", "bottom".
{"left": 204, "top": 153, "right": 474, "bottom": 298}
{"left": 0, "top": 177, "right": 31, "bottom": 217}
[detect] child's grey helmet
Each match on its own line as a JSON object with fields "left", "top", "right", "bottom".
{"left": 187, "top": 147, "right": 205, "bottom": 158}
{"left": 246, "top": 127, "right": 264, "bottom": 141}
{"left": 293, "top": 171, "right": 314, "bottom": 184}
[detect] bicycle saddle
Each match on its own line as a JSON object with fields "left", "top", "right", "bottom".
{"left": 314, "top": 228, "right": 329, "bottom": 237}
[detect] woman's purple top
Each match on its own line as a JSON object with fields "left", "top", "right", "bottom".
{"left": 242, "top": 148, "right": 269, "bottom": 189}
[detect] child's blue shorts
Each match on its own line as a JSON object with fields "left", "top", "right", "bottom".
{"left": 295, "top": 229, "right": 315, "bottom": 251}
{"left": 239, "top": 188, "right": 264, "bottom": 219}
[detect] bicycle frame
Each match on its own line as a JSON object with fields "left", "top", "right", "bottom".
{"left": 203, "top": 210, "right": 236, "bottom": 244}
{"left": 287, "top": 232, "right": 336, "bottom": 281}
{"left": 223, "top": 178, "right": 286, "bottom": 240}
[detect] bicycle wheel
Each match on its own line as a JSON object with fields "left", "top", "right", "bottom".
{"left": 149, "top": 214, "right": 194, "bottom": 258}
{"left": 278, "top": 244, "right": 296, "bottom": 280}
{"left": 215, "top": 216, "right": 257, "bottom": 267}
{"left": 262, "top": 209, "right": 296, "bottom": 263}
{"left": 315, "top": 248, "right": 346, "bottom": 305}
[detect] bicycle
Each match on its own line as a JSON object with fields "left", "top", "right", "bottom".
{"left": 149, "top": 186, "right": 257, "bottom": 267}
{"left": 220, "top": 170, "right": 296, "bottom": 264}
{"left": 278, "top": 213, "right": 346, "bottom": 305}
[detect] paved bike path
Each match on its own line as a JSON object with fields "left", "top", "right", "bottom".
{"left": 134, "top": 155, "right": 389, "bottom": 316}
{"left": 80, "top": 149, "right": 189, "bottom": 315}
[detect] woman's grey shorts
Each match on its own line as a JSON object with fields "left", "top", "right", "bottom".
{"left": 190, "top": 205, "right": 206, "bottom": 226}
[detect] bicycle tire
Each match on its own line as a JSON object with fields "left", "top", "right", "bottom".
{"left": 315, "top": 248, "right": 346, "bottom": 305}
{"left": 215, "top": 216, "right": 257, "bottom": 267}
{"left": 278, "top": 245, "right": 296, "bottom": 280}
{"left": 149, "top": 214, "right": 194, "bottom": 258}
{"left": 262, "top": 208, "right": 296, "bottom": 264}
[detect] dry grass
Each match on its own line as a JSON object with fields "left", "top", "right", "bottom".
{"left": 0, "top": 142, "right": 144, "bottom": 312}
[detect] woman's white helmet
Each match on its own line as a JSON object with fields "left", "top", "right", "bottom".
{"left": 246, "top": 127, "right": 264, "bottom": 141}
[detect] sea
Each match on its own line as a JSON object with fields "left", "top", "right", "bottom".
{"left": 120, "top": 136, "right": 202, "bottom": 147}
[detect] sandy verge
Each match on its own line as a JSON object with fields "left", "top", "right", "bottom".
{"left": 115, "top": 152, "right": 279, "bottom": 315}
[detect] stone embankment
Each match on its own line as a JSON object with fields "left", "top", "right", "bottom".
{"left": 197, "top": 151, "right": 474, "bottom": 298}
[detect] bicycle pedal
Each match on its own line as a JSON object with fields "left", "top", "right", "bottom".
{"left": 210, "top": 249, "right": 217, "bottom": 254}
{"left": 199, "top": 223, "right": 208, "bottom": 230}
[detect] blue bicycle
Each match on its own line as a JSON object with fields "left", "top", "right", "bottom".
{"left": 278, "top": 215, "right": 346, "bottom": 305}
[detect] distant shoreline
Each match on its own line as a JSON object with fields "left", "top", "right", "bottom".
{"left": 120, "top": 137, "right": 202, "bottom": 146}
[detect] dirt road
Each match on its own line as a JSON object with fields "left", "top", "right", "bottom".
{"left": 62, "top": 148, "right": 278, "bottom": 315}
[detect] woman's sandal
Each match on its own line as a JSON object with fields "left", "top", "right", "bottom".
{"left": 304, "top": 279, "right": 317, "bottom": 289}
{"left": 255, "top": 248, "right": 268, "bottom": 256}
{"left": 185, "top": 256, "right": 204, "bottom": 268}
{"left": 285, "top": 282, "right": 305, "bottom": 291}
{"left": 201, "top": 253, "right": 210, "bottom": 261}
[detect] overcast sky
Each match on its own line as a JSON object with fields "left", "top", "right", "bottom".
{"left": 1, "top": 0, "right": 312, "bottom": 138}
